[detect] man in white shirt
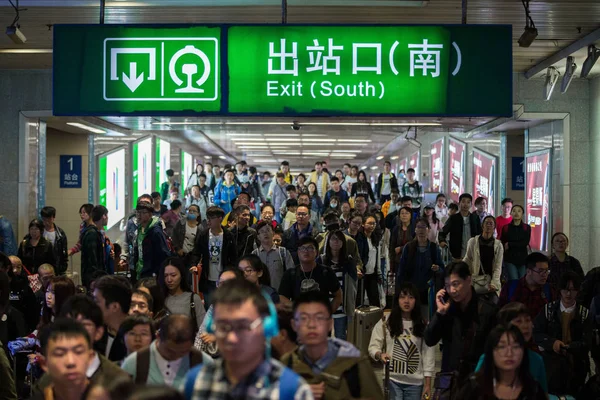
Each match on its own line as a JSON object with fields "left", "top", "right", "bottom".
{"left": 122, "top": 314, "right": 213, "bottom": 386}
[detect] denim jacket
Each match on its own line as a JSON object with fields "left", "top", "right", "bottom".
{"left": 0, "top": 216, "right": 16, "bottom": 256}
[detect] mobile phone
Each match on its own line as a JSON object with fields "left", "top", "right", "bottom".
{"left": 439, "top": 292, "right": 450, "bottom": 305}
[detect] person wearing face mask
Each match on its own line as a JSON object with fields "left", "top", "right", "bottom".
{"left": 323, "top": 177, "right": 349, "bottom": 209}
{"left": 501, "top": 205, "right": 531, "bottom": 281}
{"left": 533, "top": 271, "right": 590, "bottom": 397}
{"left": 186, "top": 185, "right": 209, "bottom": 224}
{"left": 172, "top": 205, "right": 202, "bottom": 270}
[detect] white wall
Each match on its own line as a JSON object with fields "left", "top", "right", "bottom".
{"left": 590, "top": 77, "right": 600, "bottom": 270}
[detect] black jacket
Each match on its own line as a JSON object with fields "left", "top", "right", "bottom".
{"left": 80, "top": 224, "right": 106, "bottom": 288}
{"left": 191, "top": 228, "right": 236, "bottom": 285}
{"left": 456, "top": 373, "right": 547, "bottom": 400}
{"left": 424, "top": 290, "right": 497, "bottom": 374}
{"left": 9, "top": 275, "right": 40, "bottom": 332}
{"left": 230, "top": 226, "right": 257, "bottom": 260}
{"left": 133, "top": 220, "right": 172, "bottom": 279}
{"left": 375, "top": 172, "right": 398, "bottom": 197}
{"left": 48, "top": 224, "right": 68, "bottom": 275}
{"left": 351, "top": 181, "right": 376, "bottom": 203}
{"left": 17, "top": 237, "right": 55, "bottom": 275}
{"left": 438, "top": 212, "right": 482, "bottom": 259}
{"left": 533, "top": 300, "right": 591, "bottom": 395}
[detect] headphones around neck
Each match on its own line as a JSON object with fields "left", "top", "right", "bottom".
{"left": 205, "top": 290, "right": 279, "bottom": 340}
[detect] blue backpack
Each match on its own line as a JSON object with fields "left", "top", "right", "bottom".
{"left": 183, "top": 363, "right": 300, "bottom": 400}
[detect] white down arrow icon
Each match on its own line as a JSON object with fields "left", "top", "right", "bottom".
{"left": 123, "top": 62, "right": 144, "bottom": 92}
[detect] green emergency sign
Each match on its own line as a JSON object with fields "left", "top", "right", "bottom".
{"left": 53, "top": 24, "right": 512, "bottom": 117}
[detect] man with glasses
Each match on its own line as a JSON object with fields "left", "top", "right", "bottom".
{"left": 191, "top": 206, "right": 235, "bottom": 308}
{"left": 425, "top": 261, "right": 497, "bottom": 377}
{"left": 282, "top": 205, "right": 320, "bottom": 265}
{"left": 282, "top": 291, "right": 382, "bottom": 399}
{"left": 122, "top": 314, "right": 213, "bottom": 386}
{"left": 499, "top": 252, "right": 556, "bottom": 319}
{"left": 133, "top": 201, "right": 172, "bottom": 280}
{"left": 533, "top": 271, "right": 590, "bottom": 397}
{"left": 298, "top": 193, "right": 322, "bottom": 232}
{"left": 279, "top": 237, "right": 342, "bottom": 311}
{"left": 183, "top": 278, "right": 312, "bottom": 399}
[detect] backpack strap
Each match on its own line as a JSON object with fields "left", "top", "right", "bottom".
{"left": 135, "top": 347, "right": 151, "bottom": 384}
{"left": 279, "top": 367, "right": 300, "bottom": 400}
{"left": 184, "top": 364, "right": 204, "bottom": 399}
{"left": 189, "top": 349, "right": 204, "bottom": 367}
{"left": 190, "top": 292, "right": 199, "bottom": 335}
{"left": 542, "top": 284, "right": 552, "bottom": 302}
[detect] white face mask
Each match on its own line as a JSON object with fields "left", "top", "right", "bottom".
{"left": 330, "top": 202, "right": 338, "bottom": 208}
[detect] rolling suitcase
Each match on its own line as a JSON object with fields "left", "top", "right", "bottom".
{"left": 350, "top": 279, "right": 383, "bottom": 355}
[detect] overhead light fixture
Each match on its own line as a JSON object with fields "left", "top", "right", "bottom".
{"left": 66, "top": 122, "right": 106, "bottom": 134}
{"left": 376, "top": 155, "right": 384, "bottom": 160}
{"left": 225, "top": 133, "right": 263, "bottom": 137}
{"left": 370, "top": 166, "right": 379, "bottom": 170}
{"left": 544, "top": 67, "right": 560, "bottom": 101}
{"left": 152, "top": 121, "right": 442, "bottom": 127}
{"left": 0, "top": 48, "right": 51, "bottom": 54}
{"left": 518, "top": 0, "right": 537, "bottom": 48}
{"left": 391, "top": 156, "right": 399, "bottom": 160}
{"left": 561, "top": 56, "right": 577, "bottom": 94}
{"left": 581, "top": 45, "right": 600, "bottom": 78}
{"left": 338, "top": 139, "right": 372, "bottom": 143}
{"left": 361, "top": 166, "right": 368, "bottom": 170}
{"left": 330, "top": 154, "right": 356, "bottom": 158}
{"left": 218, "top": 155, "right": 226, "bottom": 160}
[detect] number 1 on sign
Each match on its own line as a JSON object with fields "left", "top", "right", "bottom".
{"left": 67, "top": 157, "right": 73, "bottom": 171}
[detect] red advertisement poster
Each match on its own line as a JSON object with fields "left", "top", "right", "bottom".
{"left": 526, "top": 151, "right": 551, "bottom": 252}
{"left": 408, "top": 151, "right": 420, "bottom": 177}
{"left": 399, "top": 158, "right": 408, "bottom": 173}
{"left": 430, "top": 138, "right": 444, "bottom": 193}
{"left": 472, "top": 149, "right": 496, "bottom": 215}
{"left": 448, "top": 138, "right": 465, "bottom": 203}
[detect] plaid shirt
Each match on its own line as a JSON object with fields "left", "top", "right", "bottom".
{"left": 186, "top": 358, "right": 314, "bottom": 400}
{"left": 499, "top": 277, "right": 556, "bottom": 319}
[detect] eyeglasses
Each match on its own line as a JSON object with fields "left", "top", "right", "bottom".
{"left": 532, "top": 268, "right": 550, "bottom": 276}
{"left": 213, "top": 318, "right": 262, "bottom": 338}
{"left": 494, "top": 343, "right": 523, "bottom": 355}
{"left": 294, "top": 314, "right": 331, "bottom": 326}
{"left": 364, "top": 221, "right": 377, "bottom": 226}
{"left": 298, "top": 246, "right": 316, "bottom": 253}
{"left": 296, "top": 212, "right": 309, "bottom": 217}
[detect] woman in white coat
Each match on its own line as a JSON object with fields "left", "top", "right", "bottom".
{"left": 463, "top": 215, "right": 503, "bottom": 297}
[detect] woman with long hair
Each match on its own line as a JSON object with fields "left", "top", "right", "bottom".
{"left": 351, "top": 170, "right": 376, "bottom": 204}
{"left": 307, "top": 182, "right": 323, "bottom": 216}
{"left": 501, "top": 205, "right": 531, "bottom": 280}
{"left": 456, "top": 324, "right": 546, "bottom": 400}
{"left": 423, "top": 203, "right": 443, "bottom": 244}
{"left": 158, "top": 257, "right": 206, "bottom": 335}
{"left": 238, "top": 255, "right": 280, "bottom": 304}
{"left": 320, "top": 229, "right": 358, "bottom": 340}
{"left": 369, "top": 282, "right": 435, "bottom": 400}
{"left": 464, "top": 215, "right": 503, "bottom": 298}
{"left": 38, "top": 276, "right": 75, "bottom": 332}
{"left": 363, "top": 214, "right": 383, "bottom": 308}
{"left": 18, "top": 219, "right": 55, "bottom": 275}
{"left": 390, "top": 207, "right": 415, "bottom": 274}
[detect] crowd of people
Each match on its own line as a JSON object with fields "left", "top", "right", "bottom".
{"left": 0, "top": 158, "right": 597, "bottom": 400}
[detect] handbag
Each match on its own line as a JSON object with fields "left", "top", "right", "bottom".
{"left": 432, "top": 371, "right": 459, "bottom": 400}
{"left": 472, "top": 274, "right": 492, "bottom": 294}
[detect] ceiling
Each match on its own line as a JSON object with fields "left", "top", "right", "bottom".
{"left": 1, "top": 0, "right": 600, "bottom": 78}
{"left": 44, "top": 115, "right": 494, "bottom": 170}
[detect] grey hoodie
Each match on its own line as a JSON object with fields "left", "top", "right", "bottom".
{"left": 300, "top": 337, "right": 361, "bottom": 374}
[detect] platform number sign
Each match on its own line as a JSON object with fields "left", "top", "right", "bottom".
{"left": 60, "top": 155, "right": 82, "bottom": 188}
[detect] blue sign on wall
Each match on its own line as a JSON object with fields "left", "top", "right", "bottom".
{"left": 60, "top": 155, "right": 82, "bottom": 188}
{"left": 512, "top": 157, "right": 525, "bottom": 191}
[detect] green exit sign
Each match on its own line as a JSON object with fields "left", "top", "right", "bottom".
{"left": 53, "top": 24, "right": 512, "bottom": 117}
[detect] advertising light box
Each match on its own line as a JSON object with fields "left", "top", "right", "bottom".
{"left": 430, "top": 138, "right": 444, "bottom": 193}
{"left": 132, "top": 137, "right": 153, "bottom": 208}
{"left": 472, "top": 149, "right": 496, "bottom": 215}
{"left": 408, "top": 151, "right": 420, "bottom": 178}
{"left": 99, "top": 149, "right": 125, "bottom": 230}
{"left": 156, "top": 138, "right": 171, "bottom": 191}
{"left": 448, "top": 138, "right": 465, "bottom": 203}
{"left": 53, "top": 24, "right": 512, "bottom": 117}
{"left": 525, "top": 150, "right": 551, "bottom": 252}
{"left": 181, "top": 150, "right": 194, "bottom": 195}
{"left": 399, "top": 158, "right": 407, "bottom": 173}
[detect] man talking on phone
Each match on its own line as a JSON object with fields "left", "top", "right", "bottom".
{"left": 424, "top": 261, "right": 497, "bottom": 395}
